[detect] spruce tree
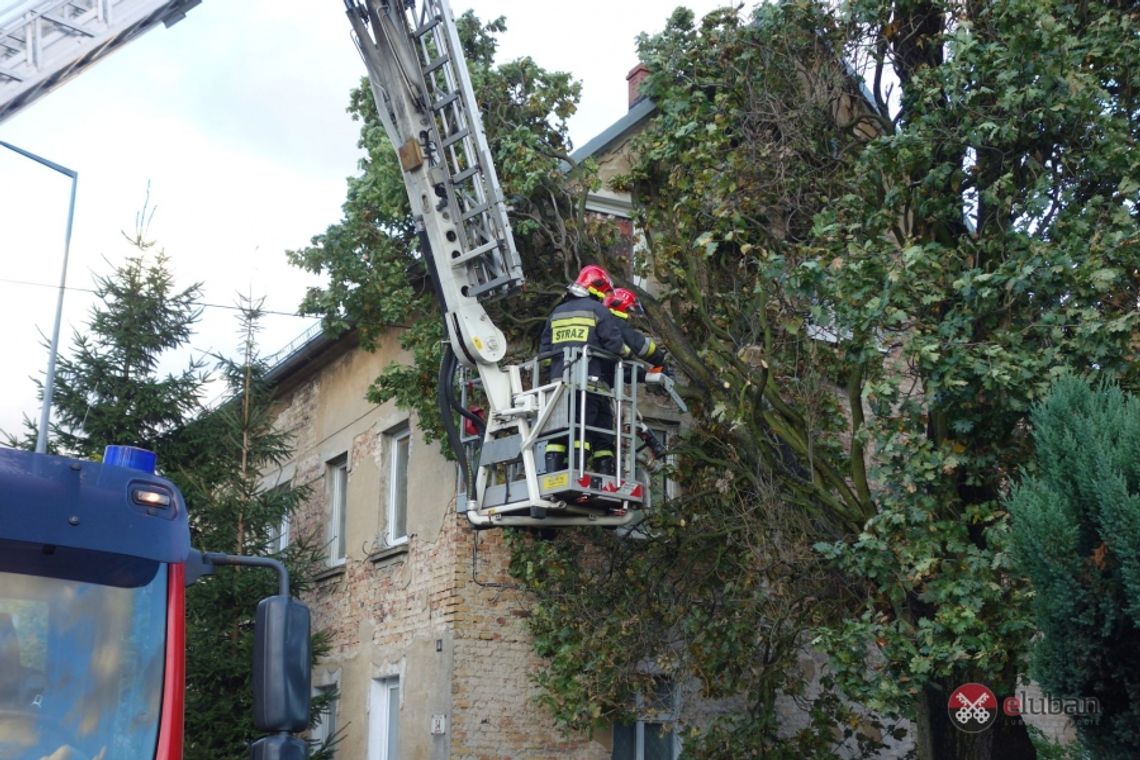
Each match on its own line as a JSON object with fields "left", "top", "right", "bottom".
{"left": 47, "top": 224, "right": 206, "bottom": 458}
{"left": 173, "top": 296, "right": 335, "bottom": 760}
{"left": 1008, "top": 376, "right": 1140, "bottom": 758}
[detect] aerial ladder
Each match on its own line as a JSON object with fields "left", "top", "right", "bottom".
{"left": 0, "top": 0, "right": 201, "bottom": 124}
{"left": 343, "top": 0, "right": 673, "bottom": 529}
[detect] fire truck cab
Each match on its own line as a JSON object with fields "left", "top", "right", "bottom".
{"left": 0, "top": 446, "right": 311, "bottom": 760}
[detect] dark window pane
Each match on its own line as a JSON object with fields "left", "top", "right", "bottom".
{"left": 612, "top": 723, "right": 636, "bottom": 760}
{"left": 644, "top": 722, "right": 674, "bottom": 760}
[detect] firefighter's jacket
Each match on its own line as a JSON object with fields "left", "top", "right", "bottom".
{"left": 540, "top": 295, "right": 630, "bottom": 384}
{"left": 611, "top": 310, "right": 667, "bottom": 367}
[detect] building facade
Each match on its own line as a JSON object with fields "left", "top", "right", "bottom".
{"left": 265, "top": 325, "right": 651, "bottom": 759}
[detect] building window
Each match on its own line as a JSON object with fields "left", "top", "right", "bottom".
{"left": 272, "top": 511, "right": 291, "bottom": 554}
{"left": 368, "top": 676, "right": 401, "bottom": 760}
{"left": 612, "top": 678, "right": 678, "bottom": 760}
{"left": 312, "top": 684, "right": 339, "bottom": 756}
{"left": 385, "top": 426, "right": 410, "bottom": 545}
{"left": 327, "top": 455, "right": 348, "bottom": 565}
{"left": 266, "top": 481, "right": 292, "bottom": 554}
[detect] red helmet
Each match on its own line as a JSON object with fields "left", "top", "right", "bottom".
{"left": 605, "top": 287, "right": 641, "bottom": 316}
{"left": 569, "top": 264, "right": 613, "bottom": 300}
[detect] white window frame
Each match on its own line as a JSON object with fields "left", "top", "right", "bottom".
{"left": 385, "top": 425, "right": 411, "bottom": 546}
{"left": 367, "top": 676, "right": 401, "bottom": 760}
{"left": 327, "top": 454, "right": 348, "bottom": 566}
{"left": 311, "top": 683, "right": 339, "bottom": 755}
{"left": 273, "top": 511, "right": 291, "bottom": 554}
{"left": 263, "top": 480, "right": 292, "bottom": 554}
{"left": 612, "top": 678, "right": 680, "bottom": 760}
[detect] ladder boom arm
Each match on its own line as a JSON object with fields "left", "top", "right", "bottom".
{"left": 345, "top": 0, "right": 522, "bottom": 413}
{"left": 345, "top": 1, "right": 647, "bottom": 527}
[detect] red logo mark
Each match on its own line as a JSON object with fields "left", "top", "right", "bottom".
{"left": 948, "top": 683, "right": 998, "bottom": 733}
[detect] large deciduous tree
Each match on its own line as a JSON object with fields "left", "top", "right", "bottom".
{"left": 514, "top": 5, "right": 903, "bottom": 756}
{"left": 515, "top": 0, "right": 1138, "bottom": 757}
{"left": 286, "top": 1, "right": 1140, "bottom": 758}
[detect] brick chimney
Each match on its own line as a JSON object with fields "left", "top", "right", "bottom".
{"left": 626, "top": 63, "right": 650, "bottom": 108}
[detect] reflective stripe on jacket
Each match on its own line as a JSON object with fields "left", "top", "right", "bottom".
{"left": 539, "top": 295, "right": 629, "bottom": 382}
{"left": 611, "top": 310, "right": 667, "bottom": 367}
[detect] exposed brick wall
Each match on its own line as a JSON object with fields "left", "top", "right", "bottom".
{"left": 448, "top": 528, "right": 606, "bottom": 760}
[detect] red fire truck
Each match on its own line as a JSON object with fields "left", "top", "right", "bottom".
{"left": 0, "top": 445, "right": 310, "bottom": 760}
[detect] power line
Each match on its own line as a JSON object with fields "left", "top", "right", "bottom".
{"left": 0, "top": 275, "right": 313, "bottom": 318}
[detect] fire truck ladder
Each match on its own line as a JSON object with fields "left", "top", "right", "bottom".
{"left": 345, "top": 0, "right": 521, "bottom": 308}
{"left": 0, "top": 0, "right": 201, "bottom": 124}
{"left": 345, "top": 0, "right": 646, "bottom": 529}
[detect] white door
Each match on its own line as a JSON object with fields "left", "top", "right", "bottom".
{"left": 367, "top": 677, "right": 400, "bottom": 760}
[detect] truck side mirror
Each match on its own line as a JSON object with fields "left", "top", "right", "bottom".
{"left": 250, "top": 734, "right": 310, "bottom": 760}
{"left": 253, "top": 595, "right": 311, "bottom": 733}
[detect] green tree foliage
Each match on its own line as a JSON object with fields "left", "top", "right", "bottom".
{"left": 45, "top": 222, "right": 206, "bottom": 459}
{"left": 1008, "top": 376, "right": 1140, "bottom": 759}
{"left": 513, "top": 5, "right": 903, "bottom": 756}
{"left": 509, "top": 0, "right": 1139, "bottom": 758}
{"left": 812, "top": 1, "right": 1139, "bottom": 755}
{"left": 173, "top": 298, "right": 334, "bottom": 760}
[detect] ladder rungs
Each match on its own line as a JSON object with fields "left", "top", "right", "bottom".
{"left": 467, "top": 273, "right": 520, "bottom": 298}
{"left": 43, "top": 13, "right": 94, "bottom": 37}
{"left": 431, "top": 91, "right": 459, "bottom": 112}
{"left": 451, "top": 239, "right": 502, "bottom": 265}
{"left": 461, "top": 201, "right": 494, "bottom": 222}
{"left": 412, "top": 16, "right": 442, "bottom": 39}
{"left": 423, "top": 54, "right": 450, "bottom": 75}
{"left": 449, "top": 165, "right": 479, "bottom": 185}
{"left": 441, "top": 128, "right": 470, "bottom": 149}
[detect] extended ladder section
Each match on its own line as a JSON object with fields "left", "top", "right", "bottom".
{"left": 344, "top": 0, "right": 521, "bottom": 378}
{"left": 0, "top": 0, "right": 201, "bottom": 124}
{"left": 344, "top": 0, "right": 649, "bottom": 528}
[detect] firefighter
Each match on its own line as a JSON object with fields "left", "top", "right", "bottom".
{"left": 539, "top": 264, "right": 630, "bottom": 476}
{"left": 604, "top": 287, "right": 668, "bottom": 371}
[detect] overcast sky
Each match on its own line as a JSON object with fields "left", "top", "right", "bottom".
{"left": 0, "top": 0, "right": 733, "bottom": 440}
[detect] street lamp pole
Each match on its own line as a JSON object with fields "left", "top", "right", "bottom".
{"left": 0, "top": 140, "right": 78, "bottom": 454}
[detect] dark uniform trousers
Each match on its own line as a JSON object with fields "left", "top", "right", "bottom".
{"left": 539, "top": 295, "right": 629, "bottom": 474}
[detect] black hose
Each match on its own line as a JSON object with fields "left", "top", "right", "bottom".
{"left": 438, "top": 344, "right": 476, "bottom": 502}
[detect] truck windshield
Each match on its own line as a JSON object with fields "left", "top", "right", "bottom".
{"left": 0, "top": 541, "right": 167, "bottom": 760}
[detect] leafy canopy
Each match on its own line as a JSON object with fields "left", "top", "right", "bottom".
{"left": 512, "top": 0, "right": 1140, "bottom": 756}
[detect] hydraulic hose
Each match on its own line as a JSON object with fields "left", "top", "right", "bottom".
{"left": 438, "top": 343, "right": 476, "bottom": 503}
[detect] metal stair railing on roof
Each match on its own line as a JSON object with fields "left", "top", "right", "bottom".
{"left": 0, "top": 0, "right": 200, "bottom": 124}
